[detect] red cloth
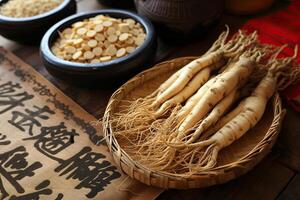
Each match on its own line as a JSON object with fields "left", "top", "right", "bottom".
{"left": 242, "top": 0, "right": 300, "bottom": 111}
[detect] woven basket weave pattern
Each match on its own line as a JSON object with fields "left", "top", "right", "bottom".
{"left": 103, "top": 57, "right": 285, "bottom": 189}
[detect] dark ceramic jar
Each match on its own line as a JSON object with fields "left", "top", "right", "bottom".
{"left": 135, "top": 0, "right": 223, "bottom": 41}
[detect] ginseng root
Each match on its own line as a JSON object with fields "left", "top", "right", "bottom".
{"left": 151, "top": 29, "right": 256, "bottom": 109}
{"left": 178, "top": 48, "right": 262, "bottom": 134}
{"left": 176, "top": 46, "right": 299, "bottom": 172}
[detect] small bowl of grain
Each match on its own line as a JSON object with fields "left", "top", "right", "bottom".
{"left": 0, "top": 0, "right": 76, "bottom": 44}
{"left": 40, "top": 9, "right": 157, "bottom": 87}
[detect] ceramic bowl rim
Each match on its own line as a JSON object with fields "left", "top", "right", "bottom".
{"left": 0, "top": 0, "right": 73, "bottom": 23}
{"left": 40, "top": 9, "right": 155, "bottom": 72}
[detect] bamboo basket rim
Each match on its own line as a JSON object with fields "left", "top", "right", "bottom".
{"left": 103, "top": 56, "right": 286, "bottom": 189}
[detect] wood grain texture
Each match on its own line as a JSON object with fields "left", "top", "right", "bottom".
{"left": 0, "top": 0, "right": 299, "bottom": 199}
{"left": 0, "top": 36, "right": 21, "bottom": 51}
{"left": 276, "top": 106, "right": 300, "bottom": 172}
{"left": 158, "top": 155, "right": 294, "bottom": 200}
{"left": 278, "top": 174, "right": 300, "bottom": 200}
{"left": 77, "top": 0, "right": 107, "bottom": 12}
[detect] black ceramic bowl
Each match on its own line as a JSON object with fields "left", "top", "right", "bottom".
{"left": 0, "top": 0, "right": 76, "bottom": 44}
{"left": 40, "top": 9, "right": 157, "bottom": 87}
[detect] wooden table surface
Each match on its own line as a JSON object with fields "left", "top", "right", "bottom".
{"left": 1, "top": 0, "right": 300, "bottom": 199}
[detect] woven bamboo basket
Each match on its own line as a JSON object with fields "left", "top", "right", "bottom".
{"left": 103, "top": 57, "right": 286, "bottom": 189}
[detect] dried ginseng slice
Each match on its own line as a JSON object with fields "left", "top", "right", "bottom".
{"left": 51, "top": 14, "right": 146, "bottom": 64}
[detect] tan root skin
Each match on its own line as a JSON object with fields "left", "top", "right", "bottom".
{"left": 106, "top": 29, "right": 299, "bottom": 177}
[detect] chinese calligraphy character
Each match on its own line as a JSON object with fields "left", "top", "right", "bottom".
{"left": 0, "top": 81, "right": 33, "bottom": 114}
{"left": 54, "top": 193, "right": 64, "bottom": 200}
{"left": 0, "top": 133, "right": 10, "bottom": 145}
{"left": 9, "top": 180, "right": 62, "bottom": 200}
{"left": 55, "top": 147, "right": 121, "bottom": 198}
{"left": 0, "top": 146, "right": 42, "bottom": 195}
{"left": 0, "top": 177, "right": 9, "bottom": 200}
{"left": 8, "top": 105, "right": 55, "bottom": 136}
{"left": 24, "top": 122, "right": 79, "bottom": 162}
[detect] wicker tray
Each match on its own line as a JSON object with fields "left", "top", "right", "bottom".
{"left": 103, "top": 57, "right": 286, "bottom": 189}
